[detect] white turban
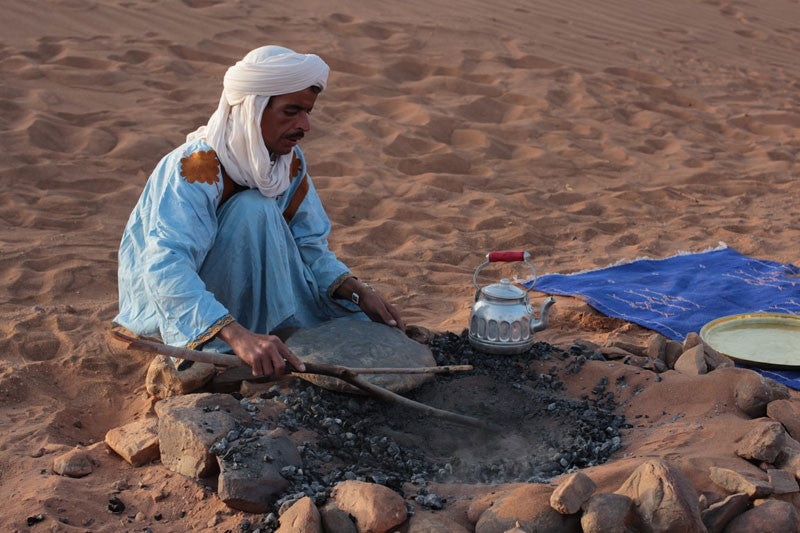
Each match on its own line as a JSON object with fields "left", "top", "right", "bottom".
{"left": 187, "top": 46, "right": 329, "bottom": 197}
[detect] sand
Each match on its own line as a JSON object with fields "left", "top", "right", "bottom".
{"left": 2, "top": 0, "right": 800, "bottom": 529}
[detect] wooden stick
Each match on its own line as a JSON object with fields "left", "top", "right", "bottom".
{"left": 296, "top": 362, "right": 498, "bottom": 431}
{"left": 110, "top": 330, "right": 243, "bottom": 367}
{"left": 343, "top": 365, "right": 472, "bottom": 374}
{"left": 109, "top": 330, "right": 494, "bottom": 431}
{"left": 110, "top": 331, "right": 472, "bottom": 375}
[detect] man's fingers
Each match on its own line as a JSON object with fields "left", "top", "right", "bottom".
{"left": 375, "top": 300, "right": 396, "bottom": 327}
{"left": 253, "top": 354, "right": 272, "bottom": 377}
{"left": 386, "top": 301, "right": 405, "bottom": 331}
{"left": 270, "top": 337, "right": 305, "bottom": 372}
{"left": 284, "top": 350, "right": 306, "bottom": 372}
{"left": 269, "top": 348, "right": 286, "bottom": 376}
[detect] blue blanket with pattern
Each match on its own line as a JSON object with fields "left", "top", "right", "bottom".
{"left": 526, "top": 246, "right": 800, "bottom": 389}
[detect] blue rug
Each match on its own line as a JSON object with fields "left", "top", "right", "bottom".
{"left": 525, "top": 246, "right": 800, "bottom": 389}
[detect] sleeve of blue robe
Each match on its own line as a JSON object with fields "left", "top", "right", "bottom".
{"left": 128, "top": 144, "right": 233, "bottom": 348}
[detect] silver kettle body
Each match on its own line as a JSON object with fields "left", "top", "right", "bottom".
{"left": 468, "top": 251, "right": 556, "bottom": 355}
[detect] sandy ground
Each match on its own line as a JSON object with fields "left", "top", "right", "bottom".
{"left": 2, "top": 0, "right": 800, "bottom": 530}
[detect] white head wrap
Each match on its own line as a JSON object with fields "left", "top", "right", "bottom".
{"left": 187, "top": 46, "right": 329, "bottom": 197}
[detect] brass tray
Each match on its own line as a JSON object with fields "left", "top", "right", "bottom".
{"left": 700, "top": 313, "right": 800, "bottom": 369}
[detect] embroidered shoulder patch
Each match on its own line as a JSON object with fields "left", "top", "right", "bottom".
{"left": 290, "top": 152, "right": 301, "bottom": 180}
{"left": 180, "top": 150, "right": 220, "bottom": 185}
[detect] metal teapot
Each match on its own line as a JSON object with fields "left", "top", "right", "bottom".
{"left": 468, "top": 251, "right": 556, "bottom": 355}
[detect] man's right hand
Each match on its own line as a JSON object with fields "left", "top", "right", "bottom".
{"left": 217, "top": 321, "right": 306, "bottom": 377}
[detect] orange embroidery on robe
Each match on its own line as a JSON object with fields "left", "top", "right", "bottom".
{"left": 289, "top": 152, "right": 301, "bottom": 180}
{"left": 180, "top": 150, "right": 221, "bottom": 185}
{"left": 283, "top": 173, "right": 309, "bottom": 224}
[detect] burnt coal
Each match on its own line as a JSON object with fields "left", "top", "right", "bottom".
{"left": 244, "top": 331, "right": 624, "bottom": 528}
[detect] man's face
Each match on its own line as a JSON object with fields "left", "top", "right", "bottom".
{"left": 260, "top": 87, "right": 319, "bottom": 156}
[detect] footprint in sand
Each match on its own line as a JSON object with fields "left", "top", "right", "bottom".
{"left": 397, "top": 153, "right": 470, "bottom": 176}
{"left": 382, "top": 133, "right": 441, "bottom": 158}
{"left": 382, "top": 59, "right": 433, "bottom": 83}
{"left": 609, "top": 233, "right": 640, "bottom": 248}
{"left": 52, "top": 55, "right": 114, "bottom": 70}
{"left": 18, "top": 335, "right": 61, "bottom": 362}
{"left": 498, "top": 54, "right": 560, "bottom": 70}
{"left": 107, "top": 49, "right": 152, "bottom": 65}
{"left": 180, "top": 0, "right": 224, "bottom": 7}
{"left": 735, "top": 29, "right": 768, "bottom": 41}
{"left": 167, "top": 44, "right": 230, "bottom": 65}
{"left": 604, "top": 67, "right": 671, "bottom": 87}
{"left": 325, "top": 56, "right": 378, "bottom": 77}
{"left": 457, "top": 96, "right": 512, "bottom": 124}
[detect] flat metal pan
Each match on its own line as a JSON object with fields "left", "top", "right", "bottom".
{"left": 700, "top": 312, "right": 800, "bottom": 369}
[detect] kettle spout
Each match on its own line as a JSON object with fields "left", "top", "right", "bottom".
{"left": 531, "top": 296, "right": 556, "bottom": 333}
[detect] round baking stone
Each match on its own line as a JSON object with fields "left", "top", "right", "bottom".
{"left": 286, "top": 320, "right": 437, "bottom": 394}
{"left": 700, "top": 312, "right": 800, "bottom": 369}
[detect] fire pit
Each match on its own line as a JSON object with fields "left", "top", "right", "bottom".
{"left": 241, "top": 331, "right": 626, "bottom": 519}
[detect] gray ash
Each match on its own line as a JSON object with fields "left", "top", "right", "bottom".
{"left": 245, "top": 331, "right": 625, "bottom": 527}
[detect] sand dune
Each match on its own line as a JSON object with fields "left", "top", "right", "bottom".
{"left": 1, "top": 0, "right": 800, "bottom": 529}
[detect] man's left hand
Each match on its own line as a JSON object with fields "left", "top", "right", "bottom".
{"left": 335, "top": 277, "right": 405, "bottom": 331}
{"left": 357, "top": 285, "right": 405, "bottom": 331}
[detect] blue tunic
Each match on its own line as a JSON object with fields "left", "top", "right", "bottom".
{"left": 115, "top": 138, "right": 362, "bottom": 350}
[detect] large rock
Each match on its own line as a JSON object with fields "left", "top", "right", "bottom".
{"left": 683, "top": 332, "right": 701, "bottom": 351}
{"left": 734, "top": 372, "right": 791, "bottom": 418}
{"left": 767, "top": 469, "right": 799, "bottom": 494}
{"left": 476, "top": 484, "right": 580, "bottom": 533}
{"left": 703, "top": 344, "right": 734, "bottom": 370}
{"left": 735, "top": 419, "right": 786, "bottom": 463}
{"left": 550, "top": 472, "right": 596, "bottom": 514}
{"left": 708, "top": 467, "right": 772, "bottom": 498}
{"left": 646, "top": 333, "right": 667, "bottom": 360}
{"left": 674, "top": 345, "right": 707, "bottom": 375}
{"left": 605, "top": 338, "right": 646, "bottom": 357}
{"left": 774, "top": 434, "right": 800, "bottom": 478}
{"left": 766, "top": 399, "right": 800, "bottom": 441}
{"left": 615, "top": 459, "right": 704, "bottom": 533}
{"left": 276, "top": 497, "right": 322, "bottom": 533}
{"left": 467, "top": 490, "right": 513, "bottom": 524}
{"left": 700, "top": 492, "right": 748, "bottom": 533}
{"left": 52, "top": 448, "right": 93, "bottom": 477}
{"left": 217, "top": 429, "right": 301, "bottom": 513}
{"left": 104, "top": 418, "right": 159, "bottom": 467}
{"left": 406, "top": 510, "right": 471, "bottom": 532}
{"left": 145, "top": 355, "right": 216, "bottom": 399}
{"left": 155, "top": 393, "right": 246, "bottom": 478}
{"left": 330, "top": 480, "right": 407, "bottom": 533}
{"left": 723, "top": 499, "right": 799, "bottom": 533}
{"left": 320, "top": 503, "right": 357, "bottom": 533}
{"left": 153, "top": 392, "right": 250, "bottom": 420}
{"left": 664, "top": 341, "right": 684, "bottom": 369}
{"left": 580, "top": 493, "right": 637, "bottom": 533}
{"left": 286, "top": 320, "right": 436, "bottom": 393}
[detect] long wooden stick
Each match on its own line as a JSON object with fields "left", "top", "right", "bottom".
{"left": 110, "top": 331, "right": 242, "bottom": 366}
{"left": 342, "top": 365, "right": 472, "bottom": 374}
{"left": 110, "top": 330, "right": 494, "bottom": 431}
{"left": 295, "top": 362, "right": 498, "bottom": 431}
{"left": 110, "top": 331, "right": 471, "bottom": 375}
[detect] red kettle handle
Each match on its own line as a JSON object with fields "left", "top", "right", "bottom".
{"left": 488, "top": 251, "right": 527, "bottom": 262}
{"left": 473, "top": 251, "right": 537, "bottom": 292}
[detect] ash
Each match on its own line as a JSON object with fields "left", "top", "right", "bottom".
{"left": 247, "top": 331, "right": 626, "bottom": 522}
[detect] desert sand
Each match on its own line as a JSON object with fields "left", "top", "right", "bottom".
{"left": 2, "top": 0, "right": 800, "bottom": 530}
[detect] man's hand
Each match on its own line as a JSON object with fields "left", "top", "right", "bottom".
{"left": 217, "top": 321, "right": 306, "bottom": 377}
{"left": 334, "top": 277, "right": 405, "bottom": 331}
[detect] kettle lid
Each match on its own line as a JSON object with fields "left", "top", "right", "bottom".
{"left": 481, "top": 279, "right": 526, "bottom": 300}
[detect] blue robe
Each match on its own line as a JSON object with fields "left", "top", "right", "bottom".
{"left": 115, "top": 138, "right": 363, "bottom": 351}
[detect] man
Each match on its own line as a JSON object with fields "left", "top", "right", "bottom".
{"left": 115, "top": 46, "right": 404, "bottom": 377}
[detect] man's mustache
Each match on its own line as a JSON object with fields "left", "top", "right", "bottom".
{"left": 285, "top": 131, "right": 305, "bottom": 140}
